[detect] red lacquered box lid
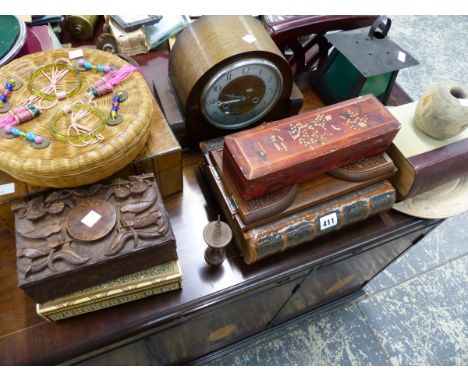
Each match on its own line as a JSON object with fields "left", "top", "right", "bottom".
{"left": 223, "top": 94, "right": 400, "bottom": 200}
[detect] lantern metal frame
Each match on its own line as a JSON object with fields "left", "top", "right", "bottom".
{"left": 314, "top": 16, "right": 419, "bottom": 105}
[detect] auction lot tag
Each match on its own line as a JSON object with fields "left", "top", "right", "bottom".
{"left": 81, "top": 210, "right": 102, "bottom": 228}
{"left": 0, "top": 183, "right": 15, "bottom": 196}
{"left": 320, "top": 212, "right": 338, "bottom": 231}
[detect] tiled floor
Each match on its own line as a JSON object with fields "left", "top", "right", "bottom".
{"left": 205, "top": 16, "right": 468, "bottom": 366}
{"left": 360, "top": 256, "right": 467, "bottom": 366}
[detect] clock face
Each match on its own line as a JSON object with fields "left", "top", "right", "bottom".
{"left": 201, "top": 58, "right": 283, "bottom": 129}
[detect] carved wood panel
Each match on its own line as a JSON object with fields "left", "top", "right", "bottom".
{"left": 14, "top": 173, "right": 177, "bottom": 303}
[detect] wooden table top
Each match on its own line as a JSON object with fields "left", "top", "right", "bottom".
{"left": 0, "top": 46, "right": 433, "bottom": 365}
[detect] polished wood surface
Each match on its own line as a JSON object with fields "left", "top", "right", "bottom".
{"left": 223, "top": 95, "right": 400, "bottom": 200}
{"left": 0, "top": 37, "right": 438, "bottom": 365}
{"left": 146, "top": 276, "right": 300, "bottom": 365}
{"left": 271, "top": 224, "right": 435, "bottom": 325}
{"left": 132, "top": 98, "right": 183, "bottom": 198}
{"left": 0, "top": 146, "right": 437, "bottom": 365}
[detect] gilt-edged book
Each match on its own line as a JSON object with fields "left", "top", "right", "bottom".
{"left": 36, "top": 260, "right": 182, "bottom": 321}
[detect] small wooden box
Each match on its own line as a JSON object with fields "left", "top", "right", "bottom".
{"left": 132, "top": 98, "right": 183, "bottom": 198}
{"left": 223, "top": 94, "right": 400, "bottom": 200}
{"left": 15, "top": 173, "right": 177, "bottom": 303}
{"left": 0, "top": 172, "right": 30, "bottom": 232}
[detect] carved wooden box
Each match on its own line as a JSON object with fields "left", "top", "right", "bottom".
{"left": 14, "top": 173, "right": 177, "bottom": 303}
{"left": 223, "top": 94, "right": 400, "bottom": 200}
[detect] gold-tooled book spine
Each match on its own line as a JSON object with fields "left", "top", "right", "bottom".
{"left": 36, "top": 261, "right": 182, "bottom": 320}
{"left": 37, "top": 280, "right": 182, "bottom": 321}
{"left": 243, "top": 181, "right": 396, "bottom": 264}
{"left": 42, "top": 260, "right": 181, "bottom": 305}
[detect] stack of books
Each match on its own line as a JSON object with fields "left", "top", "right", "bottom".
{"left": 201, "top": 95, "right": 400, "bottom": 264}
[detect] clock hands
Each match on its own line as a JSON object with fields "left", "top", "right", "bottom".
{"left": 217, "top": 94, "right": 261, "bottom": 110}
{"left": 224, "top": 94, "right": 246, "bottom": 99}
{"left": 216, "top": 97, "right": 246, "bottom": 107}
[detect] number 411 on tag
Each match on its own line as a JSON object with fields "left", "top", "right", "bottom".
{"left": 319, "top": 212, "right": 338, "bottom": 231}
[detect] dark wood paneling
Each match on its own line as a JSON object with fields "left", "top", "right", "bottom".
{"left": 77, "top": 339, "right": 156, "bottom": 366}
{"left": 145, "top": 277, "right": 301, "bottom": 365}
{"left": 271, "top": 226, "right": 433, "bottom": 325}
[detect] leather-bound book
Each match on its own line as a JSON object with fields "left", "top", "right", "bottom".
{"left": 14, "top": 173, "right": 177, "bottom": 303}
{"left": 202, "top": 144, "right": 396, "bottom": 264}
{"left": 387, "top": 102, "right": 468, "bottom": 200}
{"left": 223, "top": 94, "right": 400, "bottom": 201}
{"left": 241, "top": 181, "right": 395, "bottom": 264}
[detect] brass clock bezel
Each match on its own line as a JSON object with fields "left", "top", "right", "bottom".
{"left": 200, "top": 58, "right": 284, "bottom": 130}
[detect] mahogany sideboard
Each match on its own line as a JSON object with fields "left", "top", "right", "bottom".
{"left": 0, "top": 44, "right": 441, "bottom": 365}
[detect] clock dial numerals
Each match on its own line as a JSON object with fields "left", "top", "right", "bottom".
{"left": 202, "top": 59, "right": 283, "bottom": 130}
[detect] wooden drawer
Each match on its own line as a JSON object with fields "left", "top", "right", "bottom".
{"left": 271, "top": 226, "right": 432, "bottom": 325}
{"left": 145, "top": 278, "right": 301, "bottom": 365}
{"left": 77, "top": 339, "right": 156, "bottom": 366}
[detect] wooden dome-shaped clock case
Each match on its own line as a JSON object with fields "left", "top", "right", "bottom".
{"left": 169, "top": 16, "right": 295, "bottom": 143}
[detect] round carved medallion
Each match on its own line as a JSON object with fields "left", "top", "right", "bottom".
{"left": 66, "top": 198, "right": 116, "bottom": 241}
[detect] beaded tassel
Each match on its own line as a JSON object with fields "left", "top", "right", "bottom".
{"left": 77, "top": 59, "right": 112, "bottom": 74}
{"left": 106, "top": 91, "right": 127, "bottom": 126}
{"left": 110, "top": 93, "right": 122, "bottom": 120}
{"left": 0, "top": 104, "right": 46, "bottom": 147}
{"left": 0, "top": 104, "right": 40, "bottom": 128}
{"left": 4, "top": 125, "right": 44, "bottom": 145}
{"left": 0, "top": 79, "right": 15, "bottom": 107}
{"left": 88, "top": 64, "right": 140, "bottom": 98}
{"left": 0, "top": 78, "right": 20, "bottom": 113}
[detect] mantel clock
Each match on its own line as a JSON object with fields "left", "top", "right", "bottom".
{"left": 169, "top": 15, "right": 295, "bottom": 143}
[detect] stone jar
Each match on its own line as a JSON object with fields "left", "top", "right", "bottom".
{"left": 415, "top": 81, "right": 468, "bottom": 139}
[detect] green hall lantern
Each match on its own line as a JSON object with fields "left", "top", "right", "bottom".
{"left": 314, "top": 16, "right": 419, "bottom": 105}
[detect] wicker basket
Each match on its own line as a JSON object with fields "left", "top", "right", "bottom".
{"left": 0, "top": 48, "right": 153, "bottom": 188}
